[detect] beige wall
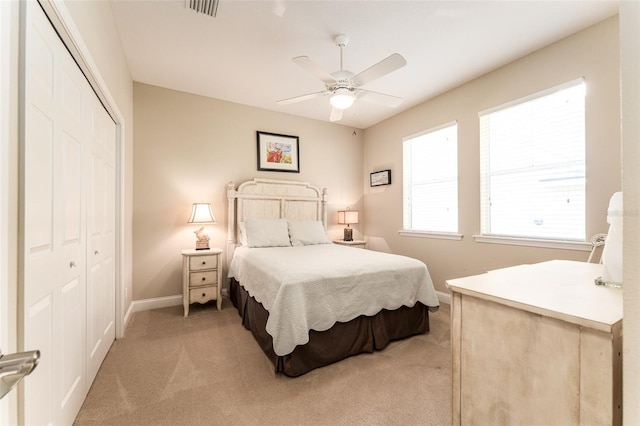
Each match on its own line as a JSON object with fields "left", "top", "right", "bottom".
{"left": 133, "top": 83, "right": 364, "bottom": 300}
{"left": 363, "top": 16, "right": 621, "bottom": 294}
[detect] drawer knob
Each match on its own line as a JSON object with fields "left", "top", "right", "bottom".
{"left": 201, "top": 277, "right": 206, "bottom": 281}
{"left": 202, "top": 261, "right": 206, "bottom": 265}
{"left": 202, "top": 293, "right": 206, "bottom": 297}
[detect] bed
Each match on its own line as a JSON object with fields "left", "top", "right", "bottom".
{"left": 226, "top": 178, "right": 440, "bottom": 377}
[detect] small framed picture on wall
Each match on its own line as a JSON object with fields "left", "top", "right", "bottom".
{"left": 370, "top": 169, "right": 391, "bottom": 187}
{"left": 257, "top": 131, "right": 300, "bottom": 173}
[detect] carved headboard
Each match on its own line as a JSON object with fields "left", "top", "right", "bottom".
{"left": 226, "top": 178, "right": 328, "bottom": 265}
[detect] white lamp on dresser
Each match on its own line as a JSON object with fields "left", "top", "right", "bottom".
{"left": 187, "top": 202, "right": 216, "bottom": 250}
{"left": 337, "top": 207, "right": 359, "bottom": 242}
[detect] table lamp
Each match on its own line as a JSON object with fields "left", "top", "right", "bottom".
{"left": 337, "top": 207, "right": 359, "bottom": 242}
{"left": 188, "top": 202, "right": 216, "bottom": 250}
{"left": 597, "top": 192, "right": 623, "bottom": 287}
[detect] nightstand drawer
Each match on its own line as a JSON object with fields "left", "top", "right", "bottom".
{"left": 189, "top": 254, "right": 218, "bottom": 271}
{"left": 189, "top": 271, "right": 218, "bottom": 287}
{"left": 189, "top": 286, "right": 217, "bottom": 304}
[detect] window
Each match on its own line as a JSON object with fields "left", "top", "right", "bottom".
{"left": 479, "top": 79, "right": 586, "bottom": 241}
{"left": 403, "top": 122, "right": 458, "bottom": 234}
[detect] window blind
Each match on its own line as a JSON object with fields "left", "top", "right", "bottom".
{"left": 403, "top": 122, "right": 458, "bottom": 233}
{"left": 479, "top": 79, "right": 586, "bottom": 241}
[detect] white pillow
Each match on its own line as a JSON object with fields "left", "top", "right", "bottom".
{"left": 288, "top": 220, "right": 331, "bottom": 246}
{"left": 244, "top": 218, "right": 291, "bottom": 248}
{"left": 238, "top": 222, "right": 247, "bottom": 245}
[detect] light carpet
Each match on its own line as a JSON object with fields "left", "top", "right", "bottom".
{"left": 74, "top": 300, "right": 451, "bottom": 425}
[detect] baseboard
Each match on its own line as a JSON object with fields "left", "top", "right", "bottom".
{"left": 436, "top": 290, "right": 451, "bottom": 305}
{"left": 131, "top": 294, "right": 182, "bottom": 313}
{"left": 123, "top": 302, "right": 134, "bottom": 330}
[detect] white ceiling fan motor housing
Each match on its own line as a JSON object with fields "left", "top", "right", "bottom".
{"left": 334, "top": 34, "right": 349, "bottom": 48}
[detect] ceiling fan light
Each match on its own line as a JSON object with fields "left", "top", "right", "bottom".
{"left": 329, "top": 89, "right": 356, "bottom": 110}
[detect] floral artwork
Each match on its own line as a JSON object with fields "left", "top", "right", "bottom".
{"left": 257, "top": 131, "right": 300, "bottom": 173}
{"left": 266, "top": 142, "right": 292, "bottom": 164}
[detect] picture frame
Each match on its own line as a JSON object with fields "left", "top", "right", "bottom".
{"left": 257, "top": 131, "right": 300, "bottom": 173}
{"left": 370, "top": 169, "right": 392, "bottom": 187}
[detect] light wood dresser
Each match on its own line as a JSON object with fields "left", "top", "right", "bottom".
{"left": 446, "top": 260, "right": 622, "bottom": 425}
{"left": 181, "top": 248, "right": 223, "bottom": 316}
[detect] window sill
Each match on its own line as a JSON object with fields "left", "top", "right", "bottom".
{"left": 398, "top": 230, "right": 463, "bottom": 241}
{"left": 473, "top": 234, "right": 592, "bottom": 251}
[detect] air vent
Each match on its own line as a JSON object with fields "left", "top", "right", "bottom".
{"left": 188, "top": 0, "right": 219, "bottom": 17}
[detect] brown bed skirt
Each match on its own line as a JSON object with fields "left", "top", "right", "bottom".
{"left": 229, "top": 278, "right": 431, "bottom": 377}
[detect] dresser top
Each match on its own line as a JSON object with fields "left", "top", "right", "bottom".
{"left": 446, "top": 260, "right": 622, "bottom": 332}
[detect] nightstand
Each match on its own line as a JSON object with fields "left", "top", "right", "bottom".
{"left": 181, "top": 248, "right": 222, "bottom": 316}
{"left": 333, "top": 239, "right": 367, "bottom": 249}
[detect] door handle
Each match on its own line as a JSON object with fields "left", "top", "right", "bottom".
{"left": 0, "top": 350, "right": 40, "bottom": 400}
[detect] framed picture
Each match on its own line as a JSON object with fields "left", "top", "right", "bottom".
{"left": 370, "top": 169, "right": 391, "bottom": 187}
{"left": 257, "top": 131, "right": 300, "bottom": 173}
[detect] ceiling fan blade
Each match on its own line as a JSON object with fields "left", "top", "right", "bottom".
{"left": 276, "top": 91, "right": 326, "bottom": 105}
{"left": 357, "top": 89, "right": 403, "bottom": 108}
{"left": 292, "top": 56, "right": 336, "bottom": 85}
{"left": 352, "top": 53, "right": 407, "bottom": 87}
{"left": 329, "top": 107, "right": 343, "bottom": 122}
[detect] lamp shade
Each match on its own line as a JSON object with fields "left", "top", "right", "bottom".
{"left": 188, "top": 203, "right": 216, "bottom": 224}
{"left": 337, "top": 209, "right": 359, "bottom": 225}
{"left": 329, "top": 88, "right": 356, "bottom": 110}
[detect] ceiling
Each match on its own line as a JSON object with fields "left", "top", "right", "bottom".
{"left": 110, "top": 0, "right": 618, "bottom": 129}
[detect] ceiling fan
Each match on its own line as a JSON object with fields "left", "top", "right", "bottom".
{"left": 276, "top": 35, "right": 407, "bottom": 122}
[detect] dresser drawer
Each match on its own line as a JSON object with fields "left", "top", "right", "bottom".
{"left": 189, "top": 255, "right": 217, "bottom": 271}
{"left": 189, "top": 271, "right": 218, "bottom": 287}
{"left": 189, "top": 286, "right": 217, "bottom": 304}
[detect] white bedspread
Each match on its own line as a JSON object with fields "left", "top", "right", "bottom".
{"left": 228, "top": 244, "right": 440, "bottom": 356}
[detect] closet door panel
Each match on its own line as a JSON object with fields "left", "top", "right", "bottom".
{"left": 86, "top": 95, "right": 116, "bottom": 382}
{"left": 87, "top": 262, "right": 104, "bottom": 363}
{"left": 24, "top": 16, "right": 56, "bottom": 256}
{"left": 24, "top": 107, "right": 54, "bottom": 254}
{"left": 59, "top": 277, "right": 84, "bottom": 405}
{"left": 23, "top": 3, "right": 88, "bottom": 424}
{"left": 61, "top": 131, "right": 82, "bottom": 244}
{"left": 22, "top": 2, "right": 117, "bottom": 423}
{"left": 24, "top": 297, "right": 53, "bottom": 426}
{"left": 57, "top": 28, "right": 85, "bottom": 253}
{"left": 28, "top": 16, "right": 53, "bottom": 97}
{"left": 23, "top": 11, "right": 57, "bottom": 424}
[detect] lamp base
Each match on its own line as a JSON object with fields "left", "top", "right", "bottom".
{"left": 343, "top": 227, "right": 353, "bottom": 242}
{"left": 195, "top": 241, "right": 210, "bottom": 250}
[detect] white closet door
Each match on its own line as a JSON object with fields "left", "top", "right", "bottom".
{"left": 86, "top": 92, "right": 116, "bottom": 383}
{"left": 0, "top": 0, "right": 14, "bottom": 422}
{"left": 22, "top": 2, "right": 115, "bottom": 424}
